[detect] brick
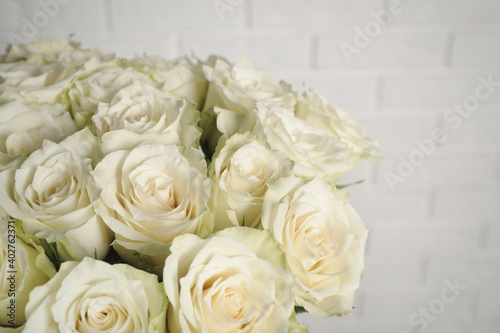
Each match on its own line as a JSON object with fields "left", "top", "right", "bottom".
{"left": 318, "top": 30, "right": 443, "bottom": 69}
{"left": 464, "top": 326, "right": 500, "bottom": 333}
{"left": 109, "top": 0, "right": 244, "bottom": 30}
{"left": 433, "top": 189, "right": 500, "bottom": 218}
{"left": 452, "top": 34, "right": 500, "bottom": 66}
{"left": 441, "top": 109, "right": 500, "bottom": 147}
{"left": 477, "top": 286, "right": 500, "bottom": 318}
{"left": 363, "top": 252, "right": 421, "bottom": 286}
{"left": 486, "top": 223, "right": 500, "bottom": 249}
{"left": 251, "top": 0, "right": 386, "bottom": 28}
{"left": 391, "top": 0, "right": 500, "bottom": 25}
{"left": 67, "top": 32, "right": 174, "bottom": 59}
{"left": 347, "top": 186, "right": 425, "bottom": 220}
{"left": 424, "top": 149, "right": 500, "bottom": 186}
{"left": 362, "top": 287, "right": 432, "bottom": 319}
{"left": 426, "top": 254, "right": 500, "bottom": 287}
{"left": 424, "top": 325, "right": 470, "bottom": 333}
{"left": 381, "top": 283, "right": 470, "bottom": 332}
{"left": 364, "top": 115, "right": 435, "bottom": 151}
{"left": 367, "top": 225, "right": 482, "bottom": 254}
{"left": 178, "top": 32, "right": 308, "bottom": 70}
{"left": 376, "top": 150, "right": 431, "bottom": 189}
{"left": 1, "top": 0, "right": 106, "bottom": 37}
{"left": 381, "top": 71, "right": 500, "bottom": 109}
{"left": 296, "top": 319, "right": 402, "bottom": 333}
{"left": 0, "top": 0, "right": 21, "bottom": 33}
{"left": 426, "top": 259, "right": 475, "bottom": 288}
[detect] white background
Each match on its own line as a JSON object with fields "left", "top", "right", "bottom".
{"left": 1, "top": 0, "right": 500, "bottom": 332}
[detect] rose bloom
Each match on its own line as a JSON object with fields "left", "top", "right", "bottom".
{"left": 262, "top": 176, "right": 369, "bottom": 317}
{"left": 163, "top": 227, "right": 303, "bottom": 333}
{"left": 0, "top": 38, "right": 78, "bottom": 64}
{"left": 0, "top": 129, "right": 113, "bottom": 261}
{"left": 254, "top": 103, "right": 350, "bottom": 184}
{"left": 0, "top": 207, "right": 53, "bottom": 327}
{"left": 0, "top": 100, "right": 77, "bottom": 167}
{"left": 128, "top": 54, "right": 207, "bottom": 108}
{"left": 67, "top": 66, "right": 159, "bottom": 128}
{"left": 200, "top": 56, "right": 295, "bottom": 155}
{"left": 209, "top": 133, "right": 293, "bottom": 230}
{"left": 56, "top": 48, "right": 116, "bottom": 70}
{"left": 295, "top": 87, "right": 382, "bottom": 169}
{"left": 92, "top": 143, "right": 212, "bottom": 269}
{"left": 22, "top": 257, "right": 168, "bottom": 333}
{"left": 202, "top": 56, "right": 295, "bottom": 114}
{"left": 91, "top": 81, "right": 201, "bottom": 147}
{"left": 0, "top": 61, "right": 77, "bottom": 105}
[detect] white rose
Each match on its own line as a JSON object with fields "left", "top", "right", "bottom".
{"left": 200, "top": 56, "right": 295, "bottom": 155}
{"left": 56, "top": 48, "right": 116, "bottom": 70}
{"left": 5, "top": 38, "right": 117, "bottom": 70}
{"left": 255, "top": 104, "right": 349, "bottom": 184}
{"left": 91, "top": 81, "right": 200, "bottom": 147}
{"left": 0, "top": 100, "right": 77, "bottom": 167}
{"left": 92, "top": 143, "right": 212, "bottom": 269}
{"left": 0, "top": 61, "right": 77, "bottom": 105}
{"left": 209, "top": 133, "right": 293, "bottom": 230}
{"left": 0, "top": 208, "right": 53, "bottom": 327}
{"left": 1, "top": 38, "right": 78, "bottom": 64}
{"left": 22, "top": 257, "right": 168, "bottom": 333}
{"left": 67, "top": 66, "right": 158, "bottom": 128}
{"left": 295, "top": 87, "right": 382, "bottom": 168}
{"left": 1, "top": 37, "right": 117, "bottom": 71}
{"left": 128, "top": 54, "right": 207, "bottom": 108}
{"left": 164, "top": 227, "right": 297, "bottom": 333}
{"left": 262, "top": 176, "right": 369, "bottom": 317}
{"left": 202, "top": 57, "right": 295, "bottom": 114}
{"left": 0, "top": 129, "right": 113, "bottom": 261}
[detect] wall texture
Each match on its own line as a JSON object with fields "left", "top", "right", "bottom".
{"left": 1, "top": 0, "right": 499, "bottom": 332}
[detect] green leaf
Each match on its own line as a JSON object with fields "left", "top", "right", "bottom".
{"left": 132, "top": 251, "right": 163, "bottom": 278}
{"left": 13, "top": 220, "right": 57, "bottom": 277}
{"left": 103, "top": 246, "right": 125, "bottom": 265}
{"left": 294, "top": 306, "right": 307, "bottom": 314}
{"left": 40, "top": 238, "right": 61, "bottom": 271}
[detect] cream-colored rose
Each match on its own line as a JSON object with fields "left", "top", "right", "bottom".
{"left": 91, "top": 81, "right": 200, "bottom": 147}
{"left": 209, "top": 133, "right": 293, "bottom": 231}
{"left": 254, "top": 104, "right": 349, "bottom": 184}
{"left": 67, "top": 66, "right": 158, "bottom": 128}
{"left": 164, "top": 227, "right": 297, "bottom": 333}
{"left": 22, "top": 257, "right": 168, "bottom": 333}
{"left": 56, "top": 48, "right": 116, "bottom": 70}
{"left": 202, "top": 57, "right": 295, "bottom": 114}
{"left": 200, "top": 56, "right": 295, "bottom": 155}
{"left": 0, "top": 61, "right": 77, "bottom": 105}
{"left": 92, "top": 143, "right": 212, "bottom": 269}
{"left": 0, "top": 100, "right": 77, "bottom": 167}
{"left": 0, "top": 129, "right": 112, "bottom": 261}
{"left": 295, "top": 87, "right": 382, "bottom": 168}
{"left": 1, "top": 38, "right": 116, "bottom": 71}
{"left": 0, "top": 207, "right": 53, "bottom": 327}
{"left": 0, "top": 38, "right": 78, "bottom": 64}
{"left": 262, "top": 176, "right": 369, "bottom": 317}
{"left": 128, "top": 54, "right": 207, "bottom": 108}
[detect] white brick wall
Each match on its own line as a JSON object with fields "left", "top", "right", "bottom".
{"left": 1, "top": 0, "right": 499, "bottom": 331}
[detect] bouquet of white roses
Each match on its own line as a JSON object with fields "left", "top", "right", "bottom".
{"left": 0, "top": 38, "right": 381, "bottom": 332}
